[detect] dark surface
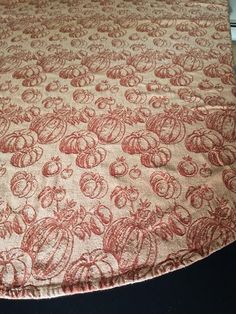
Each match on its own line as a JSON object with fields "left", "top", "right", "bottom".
{"left": 0, "top": 242, "right": 235, "bottom": 314}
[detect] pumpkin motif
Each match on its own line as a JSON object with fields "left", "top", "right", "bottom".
{"left": 82, "top": 54, "right": 111, "bottom": 73}
{"left": 88, "top": 115, "right": 125, "bottom": 144}
{"left": 203, "top": 63, "right": 231, "bottom": 78}
{"left": 59, "top": 65, "right": 88, "bottom": 79}
{"left": 0, "top": 248, "right": 32, "bottom": 289}
{"left": 186, "top": 185, "right": 214, "bottom": 209}
{"left": 37, "top": 54, "right": 65, "bottom": 72}
{"left": 62, "top": 249, "right": 118, "bottom": 293}
{"left": 80, "top": 172, "right": 108, "bottom": 199}
{"left": 155, "top": 64, "right": 183, "bottom": 78}
{"left": 30, "top": 114, "right": 67, "bottom": 144}
{"left": 73, "top": 89, "right": 94, "bottom": 104}
{"left": 10, "top": 146, "right": 43, "bottom": 168}
{"left": 76, "top": 147, "right": 107, "bottom": 168}
{"left": 173, "top": 53, "right": 203, "bottom": 72}
{"left": 146, "top": 113, "right": 186, "bottom": 144}
{"left": 206, "top": 109, "right": 236, "bottom": 142}
{"left": 222, "top": 168, "right": 236, "bottom": 193}
{"left": 150, "top": 171, "right": 181, "bottom": 199}
{"left": 120, "top": 74, "right": 143, "bottom": 87}
{"left": 127, "top": 52, "right": 156, "bottom": 73}
{"left": 13, "top": 65, "right": 42, "bottom": 79}
{"left": 22, "top": 74, "right": 47, "bottom": 87}
{"left": 103, "top": 210, "right": 157, "bottom": 277}
{"left": 106, "top": 64, "right": 134, "bottom": 79}
{"left": 21, "top": 212, "right": 76, "bottom": 280}
{"left": 60, "top": 131, "right": 98, "bottom": 154}
{"left": 121, "top": 130, "right": 159, "bottom": 155}
{"left": 10, "top": 171, "right": 38, "bottom": 198}
{"left": 109, "top": 157, "right": 128, "bottom": 177}
{"left": 170, "top": 73, "right": 193, "bottom": 86}
{"left": 0, "top": 55, "right": 22, "bottom": 73}
{"left": 0, "top": 129, "right": 38, "bottom": 153}
{"left": 125, "top": 89, "right": 147, "bottom": 104}
{"left": 141, "top": 147, "right": 171, "bottom": 168}
{"left": 185, "top": 129, "right": 224, "bottom": 153}
{"left": 21, "top": 88, "right": 42, "bottom": 104}
{"left": 70, "top": 73, "right": 94, "bottom": 87}
{"left": 0, "top": 117, "right": 10, "bottom": 138}
{"left": 208, "top": 145, "right": 236, "bottom": 166}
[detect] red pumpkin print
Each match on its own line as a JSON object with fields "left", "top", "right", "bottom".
{"left": 177, "top": 156, "right": 198, "bottom": 177}
{"left": 178, "top": 87, "right": 202, "bottom": 104}
{"left": 10, "top": 146, "right": 43, "bottom": 168}
{"left": 148, "top": 95, "right": 169, "bottom": 108}
{"left": 0, "top": 248, "right": 32, "bottom": 289}
{"left": 103, "top": 210, "right": 157, "bottom": 277}
{"left": 221, "top": 72, "right": 235, "bottom": 85}
{"left": 0, "top": 129, "right": 38, "bottom": 153}
{"left": 10, "top": 171, "right": 38, "bottom": 198}
{"left": 20, "top": 204, "right": 36, "bottom": 225}
{"left": 208, "top": 145, "right": 236, "bottom": 166}
{"left": 0, "top": 117, "right": 10, "bottom": 138}
{"left": 122, "top": 130, "right": 159, "bottom": 155}
{"left": 173, "top": 53, "right": 203, "bottom": 72}
{"left": 80, "top": 172, "right": 108, "bottom": 199}
{"left": 37, "top": 54, "right": 65, "bottom": 72}
{"left": 42, "top": 156, "right": 62, "bottom": 177}
{"left": 22, "top": 74, "right": 46, "bottom": 87}
{"left": 21, "top": 211, "right": 77, "bottom": 280}
{"left": 150, "top": 171, "right": 181, "bottom": 199}
{"left": 125, "top": 88, "right": 147, "bottom": 104}
{"left": 21, "top": 88, "right": 42, "bottom": 104}
{"left": 155, "top": 64, "right": 183, "bottom": 78}
{"left": 111, "top": 186, "right": 139, "bottom": 209}
{"left": 186, "top": 185, "right": 214, "bottom": 209}
{"left": 129, "top": 166, "right": 141, "bottom": 179}
{"left": 107, "top": 64, "right": 134, "bottom": 79}
{"left": 141, "top": 147, "right": 171, "bottom": 168}
{"left": 153, "top": 38, "right": 168, "bottom": 47}
{"left": 146, "top": 113, "right": 186, "bottom": 144}
{"left": 170, "top": 73, "right": 193, "bottom": 86}
{"left": 127, "top": 52, "right": 156, "bottom": 73}
{"left": 95, "top": 80, "right": 110, "bottom": 92}
{"left": 60, "top": 166, "right": 73, "bottom": 180}
{"left": 215, "top": 22, "right": 228, "bottom": 32}
{"left": 199, "top": 164, "right": 212, "bottom": 178}
{"left": 95, "top": 97, "right": 115, "bottom": 109}
{"left": 60, "top": 131, "right": 98, "bottom": 154}
{"left": 71, "top": 73, "right": 94, "bottom": 87}
{"left": 206, "top": 109, "right": 236, "bottom": 142}
{"left": 13, "top": 65, "right": 42, "bottom": 79}
{"left": 168, "top": 205, "right": 192, "bottom": 236}
{"left": 45, "top": 80, "right": 61, "bottom": 92}
{"left": 185, "top": 129, "right": 224, "bottom": 153}
{"left": 73, "top": 89, "right": 94, "bottom": 104}
{"left": 0, "top": 55, "right": 22, "bottom": 73}
{"left": 120, "top": 74, "right": 143, "bottom": 87}
{"left": 59, "top": 65, "right": 88, "bottom": 79}
{"left": 187, "top": 202, "right": 235, "bottom": 256}
{"left": 222, "top": 168, "right": 236, "bottom": 193}
{"left": 30, "top": 114, "right": 67, "bottom": 144}
{"left": 203, "top": 63, "right": 231, "bottom": 78}
{"left": 62, "top": 249, "right": 118, "bottom": 293}
{"left": 82, "top": 54, "right": 111, "bottom": 73}
{"left": 88, "top": 114, "right": 125, "bottom": 144}
{"left": 76, "top": 147, "right": 106, "bottom": 168}
{"left": 109, "top": 157, "right": 128, "bottom": 177}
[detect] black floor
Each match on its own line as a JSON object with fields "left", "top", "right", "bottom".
{"left": 0, "top": 242, "right": 235, "bottom": 314}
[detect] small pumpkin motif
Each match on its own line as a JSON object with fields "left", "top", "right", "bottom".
{"left": 208, "top": 145, "right": 236, "bottom": 167}
{"left": 150, "top": 171, "right": 181, "bottom": 199}
{"left": 0, "top": 129, "right": 38, "bottom": 153}
{"left": 60, "top": 131, "right": 98, "bottom": 154}
{"left": 170, "top": 73, "right": 193, "bottom": 86}
{"left": 76, "top": 147, "right": 107, "bottom": 169}
{"left": 222, "top": 168, "right": 236, "bottom": 193}
{"left": 21, "top": 88, "right": 42, "bottom": 104}
{"left": 10, "top": 146, "right": 43, "bottom": 168}
{"left": 10, "top": 171, "right": 38, "bottom": 198}
{"left": 155, "top": 64, "right": 183, "bottom": 78}
{"left": 125, "top": 88, "right": 147, "bottom": 104}
{"left": 120, "top": 74, "right": 143, "bottom": 87}
{"left": 73, "top": 89, "right": 94, "bottom": 104}
{"left": 109, "top": 157, "right": 128, "bottom": 177}
{"left": 106, "top": 64, "right": 134, "bottom": 79}
{"left": 127, "top": 52, "right": 156, "bottom": 73}
{"left": 79, "top": 172, "right": 108, "bottom": 199}
{"left": 71, "top": 73, "right": 94, "bottom": 87}
{"left": 59, "top": 65, "right": 88, "bottom": 79}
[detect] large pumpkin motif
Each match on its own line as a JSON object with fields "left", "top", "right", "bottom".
{"left": 103, "top": 210, "right": 157, "bottom": 277}
{"left": 76, "top": 147, "right": 107, "bottom": 168}
{"left": 21, "top": 212, "right": 77, "bottom": 280}
{"left": 0, "top": 129, "right": 38, "bottom": 153}
{"left": 88, "top": 114, "right": 125, "bottom": 144}
{"left": 62, "top": 249, "right": 118, "bottom": 293}
{"left": 121, "top": 130, "right": 159, "bottom": 155}
{"left": 30, "top": 114, "right": 67, "bottom": 144}
{"left": 150, "top": 171, "right": 181, "bottom": 199}
{"left": 60, "top": 131, "right": 98, "bottom": 154}
{"left": 206, "top": 109, "right": 236, "bottom": 142}
{"left": 81, "top": 54, "right": 111, "bottom": 73}
{"left": 80, "top": 172, "right": 108, "bottom": 199}
{"left": 37, "top": 54, "right": 65, "bottom": 72}
{"left": 127, "top": 52, "right": 156, "bottom": 73}
{"left": 185, "top": 129, "right": 224, "bottom": 153}
{"left": 0, "top": 248, "right": 32, "bottom": 289}
{"left": 106, "top": 64, "right": 134, "bottom": 79}
{"left": 173, "top": 53, "right": 203, "bottom": 72}
{"left": 146, "top": 113, "right": 186, "bottom": 144}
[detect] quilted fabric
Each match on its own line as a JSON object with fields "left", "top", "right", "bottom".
{"left": 0, "top": 0, "right": 236, "bottom": 299}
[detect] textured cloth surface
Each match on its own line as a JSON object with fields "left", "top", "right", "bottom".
{"left": 0, "top": 0, "right": 236, "bottom": 299}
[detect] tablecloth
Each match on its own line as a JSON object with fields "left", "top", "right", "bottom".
{"left": 0, "top": 0, "right": 236, "bottom": 299}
